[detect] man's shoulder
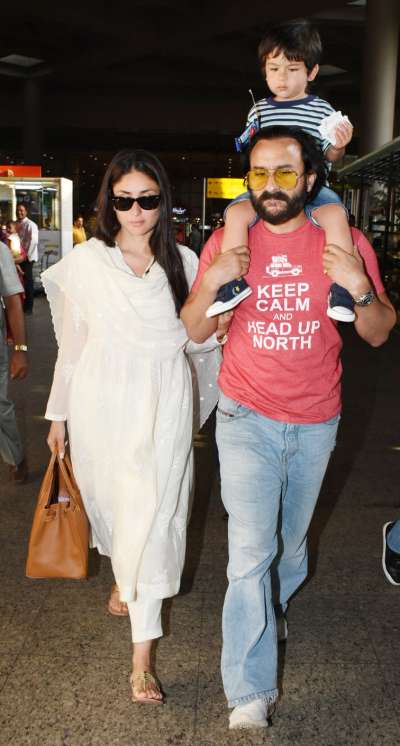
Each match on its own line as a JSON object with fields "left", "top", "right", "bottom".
{"left": 203, "top": 228, "right": 223, "bottom": 255}
{"left": 0, "top": 240, "right": 13, "bottom": 266}
{"left": 350, "top": 227, "right": 373, "bottom": 252}
{"left": 0, "top": 241, "right": 22, "bottom": 294}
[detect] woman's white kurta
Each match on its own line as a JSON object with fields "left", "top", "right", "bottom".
{"left": 42, "top": 238, "right": 220, "bottom": 603}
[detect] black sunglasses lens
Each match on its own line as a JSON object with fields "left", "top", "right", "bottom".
{"left": 137, "top": 195, "right": 161, "bottom": 210}
{"left": 112, "top": 194, "right": 161, "bottom": 211}
{"left": 112, "top": 196, "right": 133, "bottom": 211}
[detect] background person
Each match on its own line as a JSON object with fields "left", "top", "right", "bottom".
{"left": 72, "top": 215, "right": 87, "bottom": 246}
{"left": 6, "top": 221, "right": 26, "bottom": 267}
{"left": 0, "top": 240, "right": 28, "bottom": 484}
{"left": 382, "top": 519, "right": 400, "bottom": 585}
{"left": 181, "top": 126, "right": 396, "bottom": 730}
{"left": 44, "top": 149, "right": 220, "bottom": 705}
{"left": 189, "top": 221, "right": 203, "bottom": 256}
{"left": 15, "top": 203, "right": 38, "bottom": 315}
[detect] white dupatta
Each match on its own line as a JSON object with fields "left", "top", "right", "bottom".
{"left": 43, "top": 239, "right": 220, "bottom": 601}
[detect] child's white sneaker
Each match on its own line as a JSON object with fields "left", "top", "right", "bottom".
{"left": 229, "top": 698, "right": 270, "bottom": 730}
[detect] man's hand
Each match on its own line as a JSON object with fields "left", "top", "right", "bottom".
{"left": 10, "top": 350, "right": 28, "bottom": 380}
{"left": 322, "top": 243, "right": 371, "bottom": 298}
{"left": 216, "top": 311, "right": 234, "bottom": 343}
{"left": 204, "top": 245, "right": 250, "bottom": 294}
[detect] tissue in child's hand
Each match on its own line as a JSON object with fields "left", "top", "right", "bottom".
{"left": 318, "top": 111, "right": 351, "bottom": 146}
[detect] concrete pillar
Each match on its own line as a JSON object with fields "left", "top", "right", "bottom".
{"left": 22, "top": 78, "right": 42, "bottom": 164}
{"left": 360, "top": 0, "right": 400, "bottom": 155}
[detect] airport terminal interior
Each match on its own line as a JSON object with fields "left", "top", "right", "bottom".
{"left": 0, "top": 1, "right": 400, "bottom": 744}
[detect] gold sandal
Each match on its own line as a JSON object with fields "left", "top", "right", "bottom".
{"left": 107, "top": 584, "right": 129, "bottom": 617}
{"left": 130, "top": 672, "right": 164, "bottom": 705}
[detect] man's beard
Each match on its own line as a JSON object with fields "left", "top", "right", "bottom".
{"left": 249, "top": 186, "right": 309, "bottom": 225}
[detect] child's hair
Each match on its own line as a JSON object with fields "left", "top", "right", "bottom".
{"left": 258, "top": 18, "right": 322, "bottom": 76}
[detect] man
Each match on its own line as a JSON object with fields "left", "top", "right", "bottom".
{"left": 72, "top": 215, "right": 87, "bottom": 246}
{"left": 0, "top": 240, "right": 28, "bottom": 483}
{"left": 189, "top": 221, "right": 202, "bottom": 256}
{"left": 181, "top": 126, "right": 396, "bottom": 730}
{"left": 16, "top": 203, "right": 39, "bottom": 314}
{"left": 0, "top": 208, "right": 7, "bottom": 243}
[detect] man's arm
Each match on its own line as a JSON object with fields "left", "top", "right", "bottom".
{"left": 4, "top": 293, "right": 28, "bottom": 378}
{"left": 322, "top": 243, "right": 396, "bottom": 347}
{"left": 353, "top": 290, "right": 396, "bottom": 346}
{"left": 180, "top": 245, "right": 250, "bottom": 343}
{"left": 27, "top": 221, "right": 39, "bottom": 261}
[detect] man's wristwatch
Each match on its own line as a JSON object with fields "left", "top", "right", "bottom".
{"left": 352, "top": 289, "right": 376, "bottom": 307}
{"left": 14, "top": 344, "right": 28, "bottom": 352}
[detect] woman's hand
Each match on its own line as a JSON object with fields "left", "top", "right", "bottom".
{"left": 47, "top": 421, "right": 67, "bottom": 459}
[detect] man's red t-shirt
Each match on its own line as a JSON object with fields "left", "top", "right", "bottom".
{"left": 191, "top": 220, "right": 385, "bottom": 424}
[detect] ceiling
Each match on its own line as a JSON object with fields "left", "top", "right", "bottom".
{"left": 0, "top": 1, "right": 370, "bottom": 151}
{"left": 1, "top": 0, "right": 396, "bottom": 211}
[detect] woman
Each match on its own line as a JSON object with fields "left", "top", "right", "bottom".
{"left": 44, "top": 150, "right": 220, "bottom": 704}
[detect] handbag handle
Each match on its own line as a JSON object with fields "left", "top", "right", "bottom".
{"left": 38, "top": 450, "right": 58, "bottom": 507}
{"left": 56, "top": 452, "right": 84, "bottom": 511}
{"left": 39, "top": 450, "right": 83, "bottom": 510}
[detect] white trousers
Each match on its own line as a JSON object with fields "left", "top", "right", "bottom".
{"left": 127, "top": 594, "right": 163, "bottom": 643}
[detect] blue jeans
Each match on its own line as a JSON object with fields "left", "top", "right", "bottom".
{"left": 0, "top": 328, "right": 24, "bottom": 467}
{"left": 216, "top": 392, "right": 339, "bottom": 707}
{"left": 387, "top": 519, "right": 400, "bottom": 553}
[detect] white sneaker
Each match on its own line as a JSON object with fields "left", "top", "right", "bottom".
{"left": 229, "top": 699, "right": 270, "bottom": 730}
{"left": 327, "top": 304, "right": 355, "bottom": 322}
{"left": 206, "top": 284, "right": 252, "bottom": 318}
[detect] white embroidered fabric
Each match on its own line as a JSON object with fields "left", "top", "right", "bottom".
{"left": 42, "top": 239, "right": 220, "bottom": 603}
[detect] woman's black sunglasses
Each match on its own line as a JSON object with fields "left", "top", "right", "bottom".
{"left": 111, "top": 194, "right": 161, "bottom": 211}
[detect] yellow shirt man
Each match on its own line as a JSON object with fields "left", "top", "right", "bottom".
{"left": 72, "top": 217, "right": 87, "bottom": 246}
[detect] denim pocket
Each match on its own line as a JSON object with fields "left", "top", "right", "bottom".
{"left": 216, "top": 393, "right": 250, "bottom": 422}
{"left": 321, "top": 413, "right": 341, "bottom": 450}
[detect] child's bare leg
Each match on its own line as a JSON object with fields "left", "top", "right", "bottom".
{"left": 220, "top": 200, "right": 257, "bottom": 254}
{"left": 314, "top": 204, "right": 355, "bottom": 322}
{"left": 312, "top": 204, "right": 353, "bottom": 254}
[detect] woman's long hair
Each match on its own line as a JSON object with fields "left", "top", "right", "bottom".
{"left": 95, "top": 149, "right": 189, "bottom": 315}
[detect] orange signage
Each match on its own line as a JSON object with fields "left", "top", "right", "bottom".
{"left": 0, "top": 165, "right": 42, "bottom": 177}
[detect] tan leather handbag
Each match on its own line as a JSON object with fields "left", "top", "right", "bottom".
{"left": 26, "top": 451, "right": 89, "bottom": 579}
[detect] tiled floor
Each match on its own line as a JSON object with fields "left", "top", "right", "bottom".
{"left": 0, "top": 297, "right": 399, "bottom": 745}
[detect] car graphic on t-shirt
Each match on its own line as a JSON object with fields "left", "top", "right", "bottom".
{"left": 265, "top": 255, "right": 303, "bottom": 277}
